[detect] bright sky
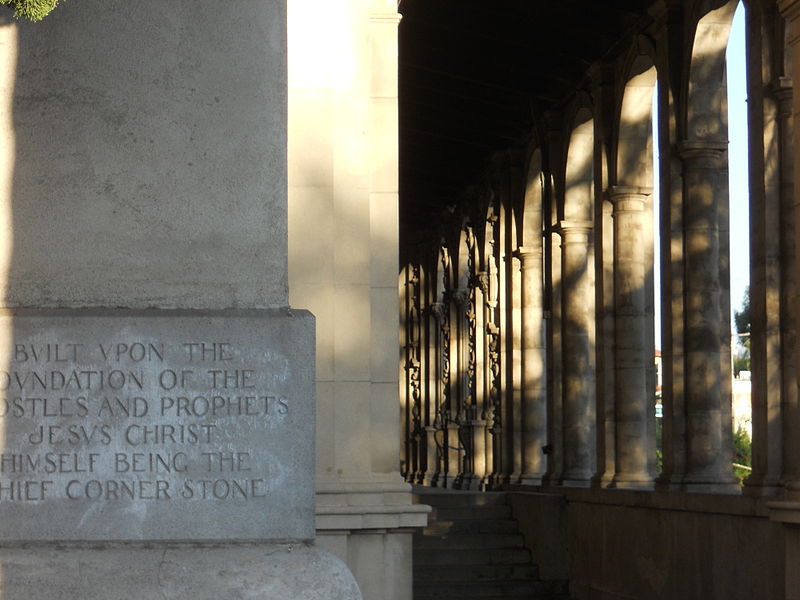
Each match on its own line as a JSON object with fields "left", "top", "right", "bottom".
{"left": 727, "top": 5, "right": 750, "bottom": 325}
{"left": 653, "top": 4, "right": 748, "bottom": 350}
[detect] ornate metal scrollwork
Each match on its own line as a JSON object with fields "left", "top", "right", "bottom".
{"left": 404, "top": 265, "right": 423, "bottom": 482}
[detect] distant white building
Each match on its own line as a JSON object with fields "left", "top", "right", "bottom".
{"left": 733, "top": 370, "right": 752, "bottom": 437}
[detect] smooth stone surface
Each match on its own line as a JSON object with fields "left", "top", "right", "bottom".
{"left": 0, "top": 308, "right": 314, "bottom": 541}
{"left": 1, "top": 0, "right": 287, "bottom": 308}
{"left": 0, "top": 543, "right": 361, "bottom": 599}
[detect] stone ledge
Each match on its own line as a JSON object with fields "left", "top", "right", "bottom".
{"left": 0, "top": 542, "right": 361, "bottom": 600}
{"left": 316, "top": 502, "right": 430, "bottom": 532}
{"left": 768, "top": 500, "right": 800, "bottom": 524}
{"left": 507, "top": 485, "right": 772, "bottom": 518}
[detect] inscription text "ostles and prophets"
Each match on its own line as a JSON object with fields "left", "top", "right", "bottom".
{"left": 0, "top": 341, "right": 290, "bottom": 504}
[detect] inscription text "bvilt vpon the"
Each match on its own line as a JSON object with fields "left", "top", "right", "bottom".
{"left": 0, "top": 340, "right": 290, "bottom": 504}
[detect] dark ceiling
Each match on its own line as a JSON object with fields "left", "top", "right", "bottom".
{"left": 398, "top": 0, "right": 656, "bottom": 234}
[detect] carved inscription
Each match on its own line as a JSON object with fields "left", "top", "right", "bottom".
{"left": 0, "top": 311, "right": 314, "bottom": 541}
{"left": 0, "top": 341, "right": 289, "bottom": 502}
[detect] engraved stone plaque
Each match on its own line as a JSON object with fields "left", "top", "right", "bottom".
{"left": 0, "top": 309, "right": 314, "bottom": 541}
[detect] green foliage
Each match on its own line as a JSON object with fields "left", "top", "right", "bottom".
{"left": 732, "top": 424, "right": 752, "bottom": 484}
{"left": 0, "top": 0, "right": 60, "bottom": 21}
{"left": 733, "top": 286, "right": 751, "bottom": 376}
{"left": 734, "top": 285, "right": 750, "bottom": 338}
{"left": 655, "top": 412, "right": 663, "bottom": 474}
{"left": 733, "top": 353, "right": 750, "bottom": 377}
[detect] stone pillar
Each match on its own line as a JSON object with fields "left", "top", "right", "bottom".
{"left": 559, "top": 220, "right": 596, "bottom": 486}
{"left": 777, "top": 0, "right": 800, "bottom": 497}
{"left": 747, "top": 76, "right": 794, "bottom": 494}
{"left": 290, "top": 0, "right": 428, "bottom": 596}
{"left": 544, "top": 227, "right": 564, "bottom": 484}
{"left": 0, "top": 1, "right": 361, "bottom": 598}
{"left": 510, "top": 253, "right": 524, "bottom": 482}
{"left": 770, "top": 7, "right": 800, "bottom": 600}
{"left": 518, "top": 245, "right": 547, "bottom": 484}
{"left": 678, "top": 141, "right": 739, "bottom": 492}
{"left": 608, "top": 186, "right": 654, "bottom": 489}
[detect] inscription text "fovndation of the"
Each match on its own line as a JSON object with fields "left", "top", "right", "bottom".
{"left": 0, "top": 341, "right": 290, "bottom": 504}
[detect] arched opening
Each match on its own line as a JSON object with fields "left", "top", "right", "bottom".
{"left": 612, "top": 52, "right": 658, "bottom": 487}
{"left": 725, "top": 2, "right": 753, "bottom": 483}
{"left": 680, "top": 0, "right": 740, "bottom": 490}
{"left": 561, "top": 107, "right": 596, "bottom": 485}
{"left": 518, "top": 148, "right": 548, "bottom": 485}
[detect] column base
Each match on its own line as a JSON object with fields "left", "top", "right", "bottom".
{"left": 518, "top": 473, "right": 545, "bottom": 486}
{"left": 681, "top": 481, "right": 741, "bottom": 493}
{"left": 559, "top": 478, "right": 593, "bottom": 488}
{"left": 682, "top": 468, "right": 740, "bottom": 493}
{"left": 609, "top": 472, "right": 655, "bottom": 490}
{"left": 316, "top": 474, "right": 429, "bottom": 600}
{"left": 742, "top": 474, "right": 783, "bottom": 497}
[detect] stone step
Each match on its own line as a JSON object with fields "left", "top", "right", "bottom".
{"left": 413, "top": 532, "right": 524, "bottom": 549}
{"left": 413, "top": 579, "right": 559, "bottom": 598}
{"left": 414, "top": 547, "right": 532, "bottom": 566}
{"left": 422, "top": 518, "right": 520, "bottom": 535}
{"left": 413, "top": 491, "right": 507, "bottom": 508}
{"left": 431, "top": 505, "right": 513, "bottom": 521}
{"left": 414, "top": 564, "right": 540, "bottom": 583}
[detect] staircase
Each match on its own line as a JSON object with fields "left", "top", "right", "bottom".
{"left": 413, "top": 488, "right": 569, "bottom": 600}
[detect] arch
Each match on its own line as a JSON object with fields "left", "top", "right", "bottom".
{"left": 564, "top": 107, "right": 595, "bottom": 223}
{"left": 521, "top": 148, "right": 545, "bottom": 248}
{"left": 687, "top": 0, "right": 738, "bottom": 141}
{"left": 617, "top": 55, "right": 658, "bottom": 188}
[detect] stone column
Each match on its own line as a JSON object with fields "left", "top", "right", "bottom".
{"left": 777, "top": 77, "right": 800, "bottom": 491}
{"left": 518, "top": 245, "right": 547, "bottom": 484}
{"left": 678, "top": 142, "right": 738, "bottom": 492}
{"left": 291, "top": 0, "right": 428, "bottom": 595}
{"left": 777, "top": 0, "right": 800, "bottom": 497}
{"left": 747, "top": 76, "right": 794, "bottom": 494}
{"left": 559, "top": 220, "right": 596, "bottom": 486}
{"left": 770, "top": 8, "right": 800, "bottom": 600}
{"left": 608, "top": 186, "right": 654, "bottom": 489}
{"left": 510, "top": 253, "right": 524, "bottom": 482}
{"left": 0, "top": 1, "right": 361, "bottom": 597}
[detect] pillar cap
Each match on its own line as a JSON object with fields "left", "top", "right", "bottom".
{"left": 558, "top": 219, "right": 593, "bottom": 234}
{"left": 607, "top": 185, "right": 653, "bottom": 201}
{"left": 678, "top": 140, "right": 727, "bottom": 161}
{"left": 515, "top": 245, "right": 543, "bottom": 259}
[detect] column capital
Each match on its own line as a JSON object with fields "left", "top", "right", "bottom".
{"left": 678, "top": 140, "right": 726, "bottom": 167}
{"left": 558, "top": 220, "right": 593, "bottom": 235}
{"left": 607, "top": 186, "right": 652, "bottom": 212}
{"left": 771, "top": 76, "right": 794, "bottom": 94}
{"left": 451, "top": 287, "right": 469, "bottom": 307}
{"left": 607, "top": 185, "right": 652, "bottom": 199}
{"left": 515, "top": 245, "right": 543, "bottom": 261}
{"left": 771, "top": 77, "right": 794, "bottom": 117}
{"left": 429, "top": 302, "right": 446, "bottom": 322}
